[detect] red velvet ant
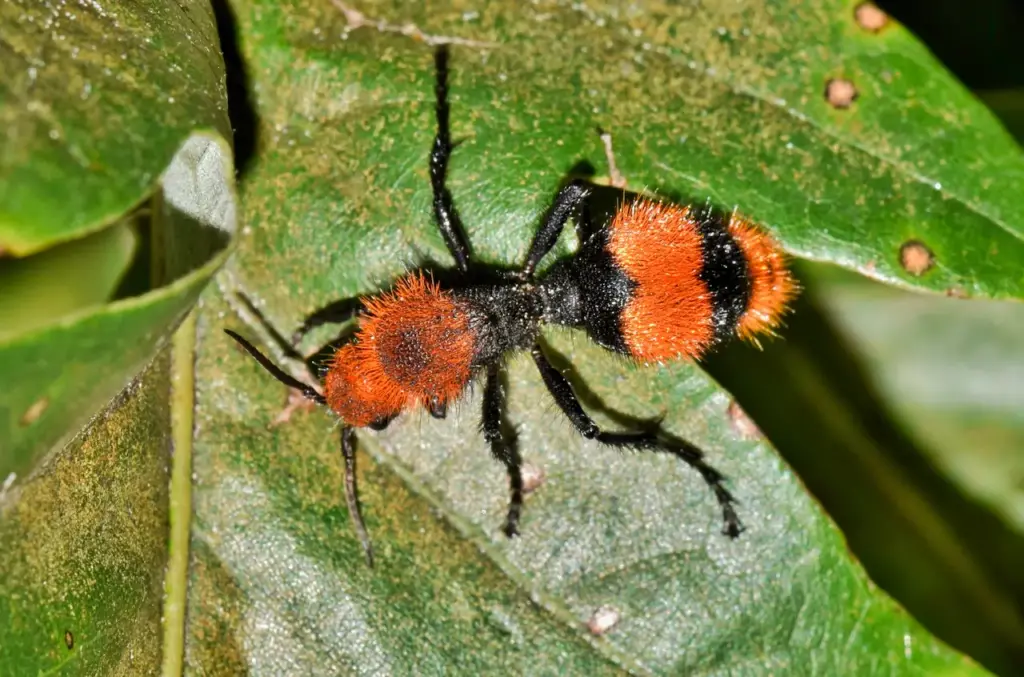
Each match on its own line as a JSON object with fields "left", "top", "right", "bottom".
{"left": 225, "top": 46, "right": 795, "bottom": 566}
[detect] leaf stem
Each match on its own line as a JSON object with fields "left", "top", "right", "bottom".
{"left": 162, "top": 310, "right": 197, "bottom": 676}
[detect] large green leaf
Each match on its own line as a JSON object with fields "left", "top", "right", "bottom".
{"left": 196, "top": 285, "right": 980, "bottom": 675}
{"left": 0, "top": 0, "right": 234, "bottom": 673}
{"left": 181, "top": 1, "right": 1023, "bottom": 674}
{"left": 0, "top": 353, "right": 172, "bottom": 675}
{"left": 0, "top": 0, "right": 229, "bottom": 254}
{"left": 0, "top": 0, "right": 235, "bottom": 487}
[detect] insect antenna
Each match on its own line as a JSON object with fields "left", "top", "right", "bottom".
{"left": 224, "top": 329, "right": 326, "bottom": 406}
{"left": 224, "top": 328, "right": 376, "bottom": 566}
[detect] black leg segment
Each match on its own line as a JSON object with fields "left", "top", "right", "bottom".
{"left": 342, "top": 426, "right": 375, "bottom": 567}
{"left": 529, "top": 344, "right": 743, "bottom": 537}
{"left": 520, "top": 180, "right": 590, "bottom": 279}
{"left": 430, "top": 45, "right": 471, "bottom": 273}
{"left": 482, "top": 363, "right": 524, "bottom": 537}
{"left": 291, "top": 297, "right": 362, "bottom": 345}
{"left": 428, "top": 396, "right": 447, "bottom": 419}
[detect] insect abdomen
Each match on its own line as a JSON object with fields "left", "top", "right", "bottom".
{"left": 604, "top": 199, "right": 793, "bottom": 363}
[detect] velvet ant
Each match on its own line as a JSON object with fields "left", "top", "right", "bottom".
{"left": 225, "top": 46, "right": 795, "bottom": 566}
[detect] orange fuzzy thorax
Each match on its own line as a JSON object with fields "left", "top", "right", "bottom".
{"left": 324, "top": 273, "right": 477, "bottom": 427}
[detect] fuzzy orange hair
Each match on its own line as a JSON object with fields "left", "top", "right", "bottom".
{"left": 608, "top": 199, "right": 716, "bottom": 363}
{"left": 727, "top": 215, "right": 796, "bottom": 341}
{"left": 324, "top": 273, "right": 477, "bottom": 427}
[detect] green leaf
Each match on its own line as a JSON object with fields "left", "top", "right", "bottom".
{"left": 0, "top": 0, "right": 235, "bottom": 487}
{"left": 0, "top": 218, "right": 138, "bottom": 339}
{"left": 0, "top": 0, "right": 229, "bottom": 254}
{"left": 0, "top": 353, "right": 172, "bottom": 675}
{"left": 0, "top": 1, "right": 234, "bottom": 673}
{"left": 0, "top": 215, "right": 228, "bottom": 489}
{"left": 195, "top": 287, "right": 979, "bottom": 675}
{"left": 182, "top": 0, "right": 1023, "bottom": 674}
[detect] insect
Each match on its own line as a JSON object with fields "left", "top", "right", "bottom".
{"left": 225, "top": 46, "right": 795, "bottom": 566}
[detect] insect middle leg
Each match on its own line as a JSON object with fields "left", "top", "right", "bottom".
{"left": 482, "top": 363, "right": 525, "bottom": 537}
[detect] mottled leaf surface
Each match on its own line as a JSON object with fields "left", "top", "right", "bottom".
{"left": 182, "top": 1, "right": 1021, "bottom": 674}
{"left": 0, "top": 355, "right": 172, "bottom": 675}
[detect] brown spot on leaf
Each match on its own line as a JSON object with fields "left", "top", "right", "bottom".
{"left": 728, "top": 401, "right": 762, "bottom": 440}
{"left": 64, "top": 630, "right": 74, "bottom": 650}
{"left": 520, "top": 462, "right": 546, "bottom": 494}
{"left": 855, "top": 3, "right": 889, "bottom": 32}
{"left": 20, "top": 397, "right": 49, "bottom": 426}
{"left": 899, "top": 240, "right": 935, "bottom": 276}
{"left": 587, "top": 605, "right": 621, "bottom": 635}
{"left": 945, "top": 286, "right": 968, "bottom": 299}
{"left": 825, "top": 78, "right": 858, "bottom": 109}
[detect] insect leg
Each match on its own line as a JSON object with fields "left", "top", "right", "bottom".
{"left": 430, "top": 45, "right": 471, "bottom": 273}
{"left": 482, "top": 363, "right": 524, "bottom": 537}
{"left": 342, "top": 426, "right": 375, "bottom": 567}
{"left": 529, "top": 344, "right": 743, "bottom": 537}
{"left": 291, "top": 297, "right": 362, "bottom": 346}
{"left": 520, "top": 180, "right": 590, "bottom": 280}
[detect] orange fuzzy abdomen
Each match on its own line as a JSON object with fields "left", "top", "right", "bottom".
{"left": 727, "top": 215, "right": 796, "bottom": 340}
{"left": 608, "top": 200, "right": 716, "bottom": 363}
{"left": 606, "top": 199, "right": 794, "bottom": 363}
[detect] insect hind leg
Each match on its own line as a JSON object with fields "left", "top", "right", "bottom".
{"left": 529, "top": 343, "right": 743, "bottom": 538}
